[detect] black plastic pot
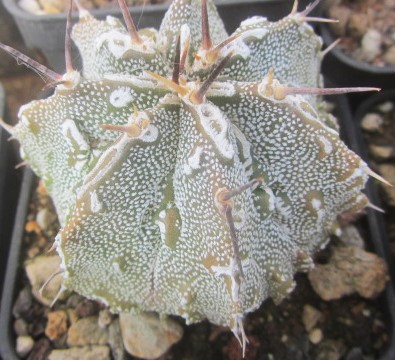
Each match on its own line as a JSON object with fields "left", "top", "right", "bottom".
{"left": 332, "top": 90, "right": 395, "bottom": 360}
{"left": 0, "top": 169, "right": 34, "bottom": 360}
{"left": 1, "top": 92, "right": 395, "bottom": 359}
{"left": 0, "top": 84, "right": 22, "bottom": 309}
{"left": 320, "top": 23, "right": 395, "bottom": 108}
{"left": 2, "top": 0, "right": 316, "bottom": 74}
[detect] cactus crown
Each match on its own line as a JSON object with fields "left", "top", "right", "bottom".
{"left": 0, "top": 0, "right": 380, "bottom": 353}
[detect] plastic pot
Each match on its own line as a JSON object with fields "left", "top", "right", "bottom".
{"left": 1, "top": 92, "right": 395, "bottom": 359}
{"left": 2, "top": 0, "right": 316, "bottom": 74}
{"left": 320, "top": 23, "right": 395, "bottom": 108}
{"left": 0, "top": 169, "right": 34, "bottom": 360}
{"left": 333, "top": 89, "right": 395, "bottom": 359}
{"left": 0, "top": 84, "right": 22, "bottom": 307}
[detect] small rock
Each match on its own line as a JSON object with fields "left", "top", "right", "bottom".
{"left": 36, "top": 208, "right": 56, "bottom": 233}
{"left": 45, "top": 310, "right": 68, "bottom": 340}
{"left": 377, "top": 164, "right": 395, "bottom": 205}
{"left": 308, "top": 328, "right": 323, "bottom": 344}
{"left": 377, "top": 101, "right": 394, "bottom": 113}
{"left": 26, "top": 337, "right": 51, "bottom": 360}
{"left": 18, "top": 0, "right": 46, "bottom": 14}
{"left": 25, "top": 220, "right": 41, "bottom": 234}
{"left": 75, "top": 299, "right": 100, "bottom": 318}
{"left": 316, "top": 340, "right": 346, "bottom": 360}
{"left": 14, "top": 318, "right": 29, "bottom": 336}
{"left": 67, "top": 316, "right": 109, "bottom": 346}
{"left": 347, "top": 13, "right": 368, "bottom": 38}
{"left": 37, "top": 0, "right": 66, "bottom": 13}
{"left": 108, "top": 318, "right": 126, "bottom": 360}
{"left": 25, "top": 255, "right": 63, "bottom": 306}
{"left": 302, "top": 305, "right": 322, "bottom": 332}
{"left": 27, "top": 246, "right": 40, "bottom": 259}
{"left": 383, "top": 45, "right": 395, "bottom": 65}
{"left": 308, "top": 246, "right": 388, "bottom": 301}
{"left": 16, "top": 335, "right": 34, "bottom": 357}
{"left": 345, "top": 347, "right": 364, "bottom": 360}
{"left": 370, "top": 145, "right": 394, "bottom": 160}
{"left": 66, "top": 308, "right": 79, "bottom": 324}
{"left": 98, "top": 309, "right": 113, "bottom": 328}
{"left": 361, "top": 113, "right": 384, "bottom": 132}
{"left": 360, "top": 29, "right": 382, "bottom": 62}
{"left": 66, "top": 293, "right": 84, "bottom": 308}
{"left": 327, "top": 5, "right": 352, "bottom": 36}
{"left": 48, "top": 345, "right": 111, "bottom": 360}
{"left": 28, "top": 313, "right": 47, "bottom": 338}
{"left": 13, "top": 287, "right": 33, "bottom": 318}
{"left": 119, "top": 312, "right": 183, "bottom": 359}
{"left": 37, "top": 236, "right": 49, "bottom": 248}
{"left": 51, "top": 334, "right": 68, "bottom": 349}
{"left": 338, "top": 225, "right": 365, "bottom": 248}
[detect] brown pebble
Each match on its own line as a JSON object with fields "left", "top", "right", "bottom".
{"left": 37, "top": 180, "right": 48, "bottom": 195}
{"left": 347, "top": 13, "right": 369, "bottom": 38}
{"left": 308, "top": 246, "right": 388, "bottom": 301}
{"left": 361, "top": 113, "right": 384, "bottom": 132}
{"left": 75, "top": 300, "right": 100, "bottom": 318}
{"left": 27, "top": 246, "right": 40, "bottom": 259}
{"left": 25, "top": 220, "right": 41, "bottom": 234}
{"left": 369, "top": 145, "right": 394, "bottom": 160}
{"left": 67, "top": 316, "right": 109, "bottom": 346}
{"left": 66, "top": 308, "right": 79, "bottom": 324}
{"left": 45, "top": 310, "right": 68, "bottom": 340}
{"left": 13, "top": 287, "right": 33, "bottom": 318}
{"left": 98, "top": 309, "right": 113, "bottom": 328}
{"left": 327, "top": 5, "right": 352, "bottom": 36}
{"left": 302, "top": 305, "right": 322, "bottom": 332}
{"left": 37, "top": 236, "right": 49, "bottom": 249}
{"left": 14, "top": 318, "right": 29, "bottom": 336}
{"left": 26, "top": 337, "right": 51, "bottom": 360}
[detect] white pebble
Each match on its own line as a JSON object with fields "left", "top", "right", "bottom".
{"left": 309, "top": 328, "right": 323, "bottom": 344}
{"left": 16, "top": 335, "right": 34, "bottom": 357}
{"left": 377, "top": 101, "right": 394, "bottom": 113}
{"left": 361, "top": 29, "right": 382, "bottom": 62}
{"left": 361, "top": 113, "right": 383, "bottom": 132}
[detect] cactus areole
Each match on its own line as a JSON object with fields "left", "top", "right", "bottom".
{"left": 1, "top": 0, "right": 382, "bottom": 354}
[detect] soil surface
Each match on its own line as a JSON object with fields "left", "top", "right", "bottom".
{"left": 326, "top": 0, "right": 395, "bottom": 67}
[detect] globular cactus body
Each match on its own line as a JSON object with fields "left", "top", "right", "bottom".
{"left": 1, "top": 0, "right": 379, "bottom": 350}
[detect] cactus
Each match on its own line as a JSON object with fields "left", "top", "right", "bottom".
{"left": 0, "top": 0, "right": 385, "bottom": 353}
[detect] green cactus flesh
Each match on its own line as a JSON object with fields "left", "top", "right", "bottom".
{"left": 7, "top": 0, "right": 373, "bottom": 348}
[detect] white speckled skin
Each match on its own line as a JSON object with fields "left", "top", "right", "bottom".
{"left": 12, "top": 0, "right": 369, "bottom": 347}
